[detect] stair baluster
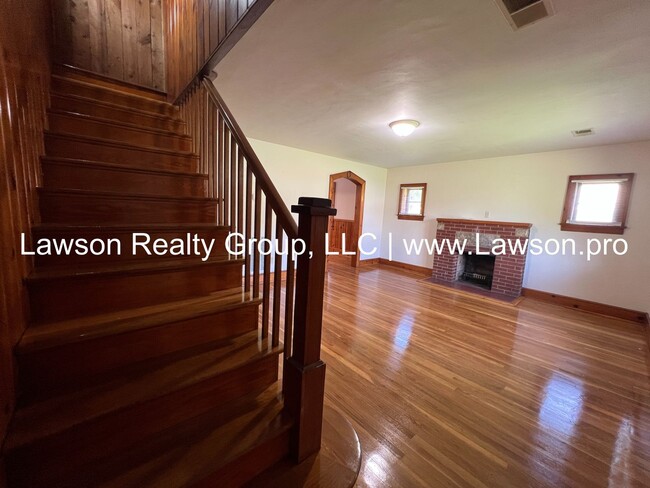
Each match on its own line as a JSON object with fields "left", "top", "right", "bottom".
{"left": 176, "top": 78, "right": 332, "bottom": 464}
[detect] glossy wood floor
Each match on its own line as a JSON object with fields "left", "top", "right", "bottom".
{"left": 319, "top": 261, "right": 650, "bottom": 487}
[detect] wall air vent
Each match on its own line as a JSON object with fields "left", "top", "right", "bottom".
{"left": 494, "top": 0, "right": 555, "bottom": 30}
{"left": 572, "top": 128, "right": 595, "bottom": 137}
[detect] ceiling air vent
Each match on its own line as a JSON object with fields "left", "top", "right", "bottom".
{"left": 494, "top": 0, "right": 555, "bottom": 30}
{"left": 572, "top": 128, "right": 595, "bottom": 137}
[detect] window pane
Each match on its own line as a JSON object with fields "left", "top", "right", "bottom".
{"left": 573, "top": 182, "right": 620, "bottom": 223}
{"left": 398, "top": 184, "right": 426, "bottom": 219}
{"left": 402, "top": 188, "right": 423, "bottom": 215}
{"left": 407, "top": 189, "right": 422, "bottom": 203}
{"left": 407, "top": 202, "right": 421, "bottom": 214}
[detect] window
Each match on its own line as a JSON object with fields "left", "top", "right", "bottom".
{"left": 398, "top": 183, "right": 427, "bottom": 221}
{"left": 560, "top": 173, "right": 634, "bottom": 234}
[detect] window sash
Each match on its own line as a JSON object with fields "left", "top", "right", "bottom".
{"left": 560, "top": 173, "right": 634, "bottom": 235}
{"left": 569, "top": 181, "right": 623, "bottom": 225}
{"left": 398, "top": 183, "right": 427, "bottom": 219}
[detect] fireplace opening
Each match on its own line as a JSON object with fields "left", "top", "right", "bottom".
{"left": 457, "top": 254, "right": 496, "bottom": 290}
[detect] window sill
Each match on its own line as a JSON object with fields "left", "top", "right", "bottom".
{"left": 398, "top": 214, "right": 425, "bottom": 221}
{"left": 560, "top": 223, "right": 625, "bottom": 235}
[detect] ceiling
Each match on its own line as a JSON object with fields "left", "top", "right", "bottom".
{"left": 214, "top": 0, "right": 650, "bottom": 168}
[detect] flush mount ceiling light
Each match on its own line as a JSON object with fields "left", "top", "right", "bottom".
{"left": 389, "top": 119, "right": 420, "bottom": 137}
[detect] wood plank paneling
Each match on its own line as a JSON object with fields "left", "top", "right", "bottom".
{"left": 121, "top": 0, "right": 138, "bottom": 82}
{"left": 218, "top": 0, "right": 227, "bottom": 43}
{"left": 88, "top": 0, "right": 107, "bottom": 74}
{"left": 70, "top": 0, "right": 92, "bottom": 68}
{"left": 0, "top": 0, "right": 50, "bottom": 444}
{"left": 135, "top": 0, "right": 153, "bottom": 87}
{"left": 226, "top": 0, "right": 239, "bottom": 32}
{"left": 164, "top": 0, "right": 274, "bottom": 100}
{"left": 51, "top": 0, "right": 164, "bottom": 90}
{"left": 328, "top": 219, "right": 355, "bottom": 252}
{"left": 150, "top": 0, "right": 165, "bottom": 90}
{"left": 52, "top": 0, "right": 73, "bottom": 63}
{"left": 105, "top": 0, "right": 125, "bottom": 79}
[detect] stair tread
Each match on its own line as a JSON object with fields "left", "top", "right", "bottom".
{"left": 19, "top": 288, "right": 257, "bottom": 354}
{"left": 73, "top": 384, "right": 290, "bottom": 488}
{"left": 48, "top": 109, "right": 192, "bottom": 139}
{"left": 51, "top": 92, "right": 184, "bottom": 122}
{"left": 37, "top": 187, "right": 217, "bottom": 202}
{"left": 27, "top": 254, "right": 242, "bottom": 282}
{"left": 6, "top": 331, "right": 281, "bottom": 450}
{"left": 52, "top": 74, "right": 175, "bottom": 109}
{"left": 54, "top": 65, "right": 168, "bottom": 100}
{"left": 45, "top": 131, "right": 199, "bottom": 158}
{"left": 33, "top": 222, "right": 228, "bottom": 232}
{"left": 42, "top": 156, "right": 208, "bottom": 178}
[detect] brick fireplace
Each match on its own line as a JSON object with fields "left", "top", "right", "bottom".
{"left": 432, "top": 218, "right": 532, "bottom": 297}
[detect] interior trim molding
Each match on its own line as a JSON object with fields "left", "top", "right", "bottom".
{"left": 328, "top": 170, "right": 366, "bottom": 268}
{"left": 359, "top": 258, "right": 379, "bottom": 267}
{"left": 521, "top": 288, "right": 649, "bottom": 325}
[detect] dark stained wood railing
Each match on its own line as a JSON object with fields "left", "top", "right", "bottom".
{"left": 176, "top": 77, "right": 333, "bottom": 461}
{"left": 178, "top": 77, "right": 298, "bottom": 347}
{"left": 164, "top": 0, "right": 275, "bottom": 102}
{"left": 285, "top": 197, "right": 336, "bottom": 461}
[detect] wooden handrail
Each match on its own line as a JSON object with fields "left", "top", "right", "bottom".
{"left": 200, "top": 79, "right": 298, "bottom": 239}
{"left": 176, "top": 79, "right": 329, "bottom": 465}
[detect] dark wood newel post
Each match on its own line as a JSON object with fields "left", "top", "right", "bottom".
{"left": 284, "top": 197, "right": 336, "bottom": 462}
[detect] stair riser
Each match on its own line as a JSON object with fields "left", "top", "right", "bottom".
{"left": 45, "top": 133, "right": 199, "bottom": 173}
{"left": 197, "top": 430, "right": 291, "bottom": 487}
{"left": 42, "top": 160, "right": 207, "bottom": 198}
{"left": 32, "top": 227, "right": 227, "bottom": 267}
{"left": 19, "top": 304, "right": 258, "bottom": 399}
{"left": 51, "top": 94, "right": 186, "bottom": 132}
{"left": 53, "top": 66, "right": 166, "bottom": 101}
{"left": 52, "top": 76, "right": 177, "bottom": 116}
{"left": 48, "top": 112, "right": 192, "bottom": 151}
{"left": 39, "top": 192, "right": 217, "bottom": 225}
{"left": 7, "top": 356, "right": 279, "bottom": 487}
{"left": 29, "top": 261, "right": 243, "bottom": 322}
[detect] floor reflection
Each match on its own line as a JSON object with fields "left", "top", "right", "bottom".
{"left": 321, "top": 262, "right": 650, "bottom": 486}
{"left": 608, "top": 416, "right": 634, "bottom": 488}
{"left": 359, "top": 446, "right": 398, "bottom": 488}
{"left": 393, "top": 313, "right": 414, "bottom": 354}
{"left": 539, "top": 373, "right": 584, "bottom": 438}
{"left": 533, "top": 373, "right": 585, "bottom": 485}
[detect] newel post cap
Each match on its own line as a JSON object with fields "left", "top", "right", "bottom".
{"left": 292, "top": 197, "right": 337, "bottom": 216}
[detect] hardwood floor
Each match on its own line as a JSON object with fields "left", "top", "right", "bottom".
{"left": 319, "top": 261, "right": 650, "bottom": 487}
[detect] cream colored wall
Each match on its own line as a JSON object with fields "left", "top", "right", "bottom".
{"left": 380, "top": 141, "right": 650, "bottom": 313}
{"left": 250, "top": 139, "right": 388, "bottom": 260}
{"left": 251, "top": 137, "right": 649, "bottom": 312}
{"left": 333, "top": 178, "right": 357, "bottom": 220}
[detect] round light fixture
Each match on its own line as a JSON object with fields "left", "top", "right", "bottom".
{"left": 389, "top": 119, "right": 420, "bottom": 137}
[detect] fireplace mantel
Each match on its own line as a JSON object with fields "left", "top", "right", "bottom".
{"left": 437, "top": 218, "right": 532, "bottom": 229}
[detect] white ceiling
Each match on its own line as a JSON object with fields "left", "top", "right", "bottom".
{"left": 214, "top": 0, "right": 650, "bottom": 168}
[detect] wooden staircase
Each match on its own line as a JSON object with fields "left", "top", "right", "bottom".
{"left": 2, "top": 67, "right": 294, "bottom": 487}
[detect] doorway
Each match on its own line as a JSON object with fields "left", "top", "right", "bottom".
{"left": 328, "top": 171, "right": 366, "bottom": 267}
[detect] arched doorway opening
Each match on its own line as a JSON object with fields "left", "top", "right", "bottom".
{"left": 328, "top": 171, "right": 366, "bottom": 268}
